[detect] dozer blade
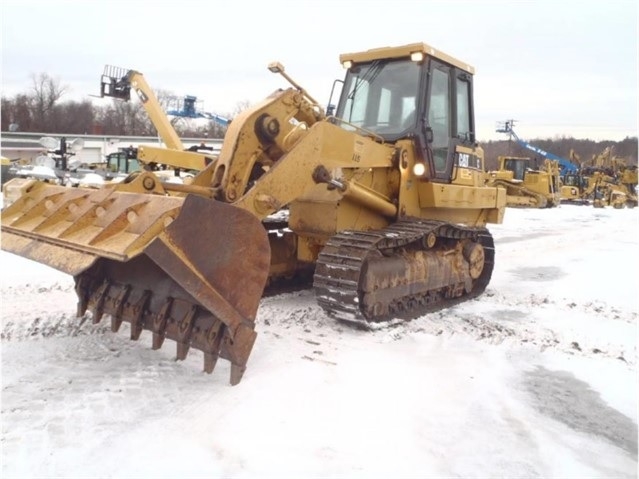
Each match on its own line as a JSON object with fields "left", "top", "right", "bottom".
{"left": 1, "top": 182, "right": 270, "bottom": 384}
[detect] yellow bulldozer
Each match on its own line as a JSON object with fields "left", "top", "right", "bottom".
{"left": 487, "top": 156, "right": 560, "bottom": 208}
{"left": 1, "top": 42, "right": 506, "bottom": 384}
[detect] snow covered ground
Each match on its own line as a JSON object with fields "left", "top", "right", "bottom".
{"left": 1, "top": 205, "right": 637, "bottom": 478}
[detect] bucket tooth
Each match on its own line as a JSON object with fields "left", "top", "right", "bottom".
{"left": 230, "top": 364, "right": 246, "bottom": 386}
{"left": 111, "top": 317, "right": 123, "bottom": 334}
{"left": 151, "top": 334, "right": 162, "bottom": 350}
{"left": 90, "top": 280, "right": 111, "bottom": 324}
{"left": 200, "top": 321, "right": 224, "bottom": 374}
{"left": 224, "top": 324, "right": 257, "bottom": 385}
{"left": 111, "top": 285, "right": 131, "bottom": 332}
{"left": 130, "top": 290, "right": 151, "bottom": 341}
{"left": 176, "top": 305, "right": 198, "bottom": 360}
{"left": 204, "top": 352, "right": 219, "bottom": 374}
{"left": 176, "top": 342, "right": 190, "bottom": 362}
{"left": 75, "top": 275, "right": 92, "bottom": 318}
{"left": 151, "top": 297, "right": 173, "bottom": 350}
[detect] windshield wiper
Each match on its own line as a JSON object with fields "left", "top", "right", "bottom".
{"left": 347, "top": 60, "right": 382, "bottom": 101}
{"left": 346, "top": 60, "right": 384, "bottom": 121}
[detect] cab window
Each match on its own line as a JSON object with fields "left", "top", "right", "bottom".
{"left": 456, "top": 77, "right": 471, "bottom": 140}
{"left": 428, "top": 66, "right": 451, "bottom": 173}
{"left": 337, "top": 59, "right": 420, "bottom": 138}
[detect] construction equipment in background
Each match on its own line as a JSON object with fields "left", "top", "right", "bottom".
{"left": 166, "top": 95, "right": 230, "bottom": 128}
{"left": 487, "top": 156, "right": 560, "bottom": 208}
{"left": 592, "top": 186, "right": 627, "bottom": 209}
{"left": 588, "top": 145, "right": 628, "bottom": 174}
{"left": 589, "top": 171, "right": 637, "bottom": 209}
{"left": 560, "top": 169, "right": 637, "bottom": 208}
{"left": 586, "top": 146, "right": 638, "bottom": 206}
{"left": 99, "top": 147, "right": 197, "bottom": 185}
{"left": 99, "top": 65, "right": 217, "bottom": 174}
{"left": 496, "top": 120, "right": 579, "bottom": 177}
{"left": 619, "top": 165, "right": 638, "bottom": 199}
{"left": 2, "top": 42, "right": 506, "bottom": 385}
{"left": 101, "top": 147, "right": 142, "bottom": 181}
{"left": 60, "top": 147, "right": 144, "bottom": 188}
{"left": 560, "top": 172, "right": 590, "bottom": 204}
{"left": 561, "top": 146, "right": 638, "bottom": 208}
{"left": 568, "top": 149, "right": 584, "bottom": 169}
{"left": 557, "top": 149, "right": 588, "bottom": 204}
{"left": 9, "top": 136, "right": 85, "bottom": 185}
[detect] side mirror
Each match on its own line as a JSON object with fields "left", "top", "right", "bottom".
{"left": 327, "top": 79, "right": 344, "bottom": 117}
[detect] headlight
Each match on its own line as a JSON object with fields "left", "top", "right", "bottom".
{"left": 413, "top": 162, "right": 426, "bottom": 176}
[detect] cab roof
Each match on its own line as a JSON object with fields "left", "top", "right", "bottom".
{"left": 339, "top": 42, "right": 475, "bottom": 75}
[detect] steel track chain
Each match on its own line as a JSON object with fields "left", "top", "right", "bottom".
{"left": 313, "top": 219, "right": 495, "bottom": 326}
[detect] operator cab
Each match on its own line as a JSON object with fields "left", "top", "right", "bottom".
{"left": 563, "top": 173, "right": 588, "bottom": 190}
{"left": 105, "top": 150, "right": 140, "bottom": 178}
{"left": 502, "top": 157, "right": 530, "bottom": 181}
{"left": 334, "top": 43, "right": 477, "bottom": 183}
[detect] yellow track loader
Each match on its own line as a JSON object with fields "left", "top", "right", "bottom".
{"left": 1, "top": 42, "right": 505, "bottom": 384}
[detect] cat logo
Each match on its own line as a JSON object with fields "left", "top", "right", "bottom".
{"left": 457, "top": 152, "right": 480, "bottom": 169}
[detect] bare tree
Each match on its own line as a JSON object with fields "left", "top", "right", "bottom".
{"left": 30, "top": 73, "right": 67, "bottom": 132}
{"left": 232, "top": 100, "right": 251, "bottom": 116}
{"left": 50, "top": 100, "right": 95, "bottom": 134}
{"left": 112, "top": 99, "right": 147, "bottom": 135}
{"left": 155, "top": 89, "right": 177, "bottom": 111}
{"left": 1, "top": 94, "right": 33, "bottom": 132}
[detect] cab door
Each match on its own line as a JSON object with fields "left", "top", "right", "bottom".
{"left": 425, "top": 61, "right": 452, "bottom": 182}
{"left": 424, "top": 60, "right": 477, "bottom": 183}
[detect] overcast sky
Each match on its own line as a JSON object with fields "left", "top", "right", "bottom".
{"left": 2, "top": 0, "right": 637, "bottom": 141}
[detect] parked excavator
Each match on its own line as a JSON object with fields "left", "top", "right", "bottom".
{"left": 487, "top": 156, "right": 560, "bottom": 208}
{"left": 560, "top": 172, "right": 590, "bottom": 204}
{"left": 1, "top": 42, "right": 506, "bottom": 385}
